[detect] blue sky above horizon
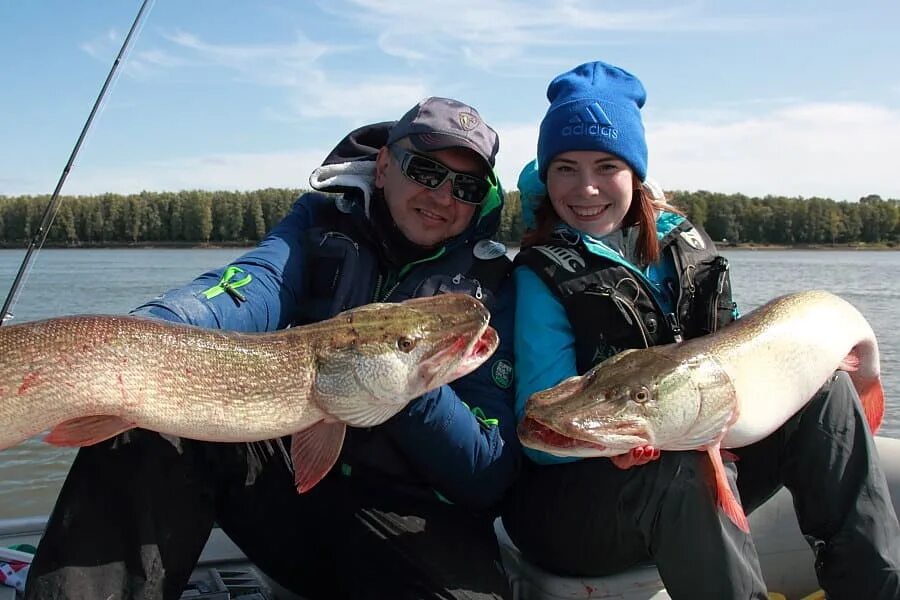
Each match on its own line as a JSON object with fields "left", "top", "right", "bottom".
{"left": 2, "top": 1, "right": 899, "bottom": 202}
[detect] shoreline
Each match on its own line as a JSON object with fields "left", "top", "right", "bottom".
{"left": 716, "top": 243, "right": 897, "bottom": 251}
{"left": 0, "top": 242, "right": 896, "bottom": 251}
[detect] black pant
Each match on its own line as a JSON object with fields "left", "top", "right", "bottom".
{"left": 25, "top": 432, "right": 512, "bottom": 600}
{"left": 501, "top": 372, "right": 900, "bottom": 600}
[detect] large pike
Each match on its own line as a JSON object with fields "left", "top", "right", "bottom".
{"left": 518, "top": 290, "right": 884, "bottom": 532}
{"left": 1, "top": 293, "right": 498, "bottom": 492}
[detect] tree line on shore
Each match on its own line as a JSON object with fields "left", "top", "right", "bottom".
{"left": 0, "top": 188, "right": 897, "bottom": 247}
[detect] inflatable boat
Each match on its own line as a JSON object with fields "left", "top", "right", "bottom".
{"left": 1, "top": 436, "right": 897, "bottom": 600}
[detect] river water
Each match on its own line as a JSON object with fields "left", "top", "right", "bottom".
{"left": 0, "top": 248, "right": 897, "bottom": 518}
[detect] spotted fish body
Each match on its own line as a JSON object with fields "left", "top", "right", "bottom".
{"left": 519, "top": 290, "right": 884, "bottom": 532}
{"left": 0, "top": 293, "right": 499, "bottom": 492}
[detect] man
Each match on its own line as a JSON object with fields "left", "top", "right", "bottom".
{"left": 26, "top": 97, "right": 519, "bottom": 600}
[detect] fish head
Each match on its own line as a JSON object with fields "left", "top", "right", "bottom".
{"left": 313, "top": 293, "right": 498, "bottom": 427}
{"left": 518, "top": 348, "right": 735, "bottom": 457}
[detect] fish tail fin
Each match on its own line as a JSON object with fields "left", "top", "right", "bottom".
{"left": 290, "top": 421, "right": 346, "bottom": 493}
{"left": 706, "top": 445, "right": 750, "bottom": 533}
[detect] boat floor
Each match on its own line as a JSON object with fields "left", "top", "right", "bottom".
{"left": 0, "top": 517, "right": 304, "bottom": 599}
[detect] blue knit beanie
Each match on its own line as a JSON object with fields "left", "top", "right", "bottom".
{"left": 537, "top": 61, "right": 647, "bottom": 182}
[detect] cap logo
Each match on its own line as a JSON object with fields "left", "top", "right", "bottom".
{"left": 458, "top": 112, "right": 479, "bottom": 131}
{"left": 561, "top": 102, "right": 617, "bottom": 139}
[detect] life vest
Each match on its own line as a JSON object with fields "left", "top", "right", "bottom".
{"left": 515, "top": 218, "right": 735, "bottom": 373}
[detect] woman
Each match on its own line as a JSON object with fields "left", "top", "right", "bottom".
{"left": 501, "top": 60, "right": 900, "bottom": 600}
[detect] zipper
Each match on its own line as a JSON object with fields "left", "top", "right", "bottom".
{"left": 376, "top": 271, "right": 402, "bottom": 302}
{"left": 707, "top": 256, "right": 730, "bottom": 333}
{"left": 380, "top": 280, "right": 401, "bottom": 302}
{"left": 671, "top": 262, "right": 695, "bottom": 342}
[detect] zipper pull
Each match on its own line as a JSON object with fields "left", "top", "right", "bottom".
{"left": 666, "top": 313, "right": 684, "bottom": 343}
{"left": 683, "top": 264, "right": 697, "bottom": 294}
{"left": 594, "top": 288, "right": 634, "bottom": 326}
{"left": 715, "top": 257, "right": 730, "bottom": 294}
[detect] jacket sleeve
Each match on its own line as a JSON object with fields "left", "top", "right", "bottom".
{"left": 513, "top": 266, "right": 582, "bottom": 466}
{"left": 381, "top": 276, "right": 521, "bottom": 511}
{"left": 130, "top": 195, "right": 322, "bottom": 330}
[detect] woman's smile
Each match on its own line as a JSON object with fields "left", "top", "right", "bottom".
{"left": 568, "top": 204, "right": 610, "bottom": 220}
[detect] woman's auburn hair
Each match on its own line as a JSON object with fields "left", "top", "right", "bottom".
{"left": 520, "top": 180, "right": 681, "bottom": 266}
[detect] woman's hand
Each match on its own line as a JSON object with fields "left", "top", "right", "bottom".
{"left": 610, "top": 445, "right": 661, "bottom": 470}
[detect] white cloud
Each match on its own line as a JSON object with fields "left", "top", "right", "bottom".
{"left": 134, "top": 31, "right": 429, "bottom": 122}
{"left": 328, "top": 0, "right": 790, "bottom": 70}
{"left": 78, "top": 28, "right": 120, "bottom": 59}
{"left": 80, "top": 29, "right": 191, "bottom": 79}
{"left": 162, "top": 30, "right": 331, "bottom": 85}
{"left": 649, "top": 102, "right": 900, "bottom": 200}
{"left": 285, "top": 76, "right": 429, "bottom": 121}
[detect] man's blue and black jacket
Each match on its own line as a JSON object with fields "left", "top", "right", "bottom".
{"left": 132, "top": 123, "right": 520, "bottom": 512}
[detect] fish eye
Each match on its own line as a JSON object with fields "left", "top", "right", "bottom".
{"left": 632, "top": 386, "right": 650, "bottom": 403}
{"left": 397, "top": 336, "right": 417, "bottom": 353}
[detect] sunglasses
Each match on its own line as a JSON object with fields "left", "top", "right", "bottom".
{"left": 389, "top": 145, "right": 493, "bottom": 206}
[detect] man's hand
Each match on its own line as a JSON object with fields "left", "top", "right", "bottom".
{"left": 610, "top": 445, "right": 661, "bottom": 470}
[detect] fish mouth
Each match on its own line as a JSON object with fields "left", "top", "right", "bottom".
{"left": 518, "top": 416, "right": 609, "bottom": 453}
{"left": 420, "top": 323, "right": 498, "bottom": 389}
{"left": 518, "top": 416, "right": 650, "bottom": 458}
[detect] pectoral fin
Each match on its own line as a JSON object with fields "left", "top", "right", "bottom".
{"left": 44, "top": 415, "right": 135, "bottom": 446}
{"left": 290, "top": 421, "right": 346, "bottom": 493}
{"left": 706, "top": 444, "right": 749, "bottom": 533}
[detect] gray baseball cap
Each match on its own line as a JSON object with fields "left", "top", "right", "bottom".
{"left": 386, "top": 97, "right": 500, "bottom": 169}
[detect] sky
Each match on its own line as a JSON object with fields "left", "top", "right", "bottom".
{"left": 2, "top": 1, "right": 899, "bottom": 202}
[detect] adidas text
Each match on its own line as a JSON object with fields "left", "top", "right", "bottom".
{"left": 561, "top": 124, "right": 618, "bottom": 138}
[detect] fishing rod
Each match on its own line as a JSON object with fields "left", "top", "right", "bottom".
{"left": 0, "top": 0, "right": 154, "bottom": 325}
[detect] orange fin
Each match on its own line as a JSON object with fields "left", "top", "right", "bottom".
{"left": 290, "top": 421, "right": 346, "bottom": 493}
{"left": 839, "top": 349, "right": 884, "bottom": 434}
{"left": 706, "top": 445, "right": 749, "bottom": 533}
{"left": 44, "top": 415, "right": 135, "bottom": 447}
{"left": 856, "top": 376, "right": 885, "bottom": 434}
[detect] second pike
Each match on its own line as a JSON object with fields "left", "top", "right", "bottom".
{"left": 518, "top": 290, "right": 884, "bottom": 532}
{"left": 1, "top": 293, "right": 498, "bottom": 492}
